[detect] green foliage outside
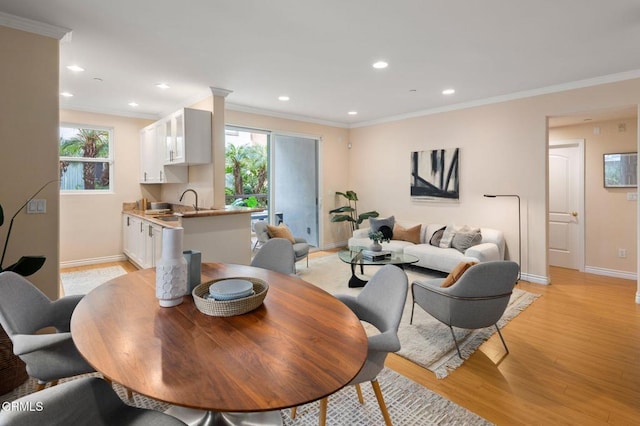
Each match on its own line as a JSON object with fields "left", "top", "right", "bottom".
{"left": 59, "top": 128, "right": 110, "bottom": 190}
{"left": 225, "top": 143, "right": 267, "bottom": 208}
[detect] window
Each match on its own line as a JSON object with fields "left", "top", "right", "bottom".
{"left": 59, "top": 125, "right": 113, "bottom": 192}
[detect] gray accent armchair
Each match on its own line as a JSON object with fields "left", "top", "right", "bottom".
{"left": 410, "top": 260, "right": 519, "bottom": 359}
{"left": 292, "top": 264, "right": 408, "bottom": 426}
{"left": 0, "top": 271, "right": 94, "bottom": 390}
{"left": 253, "top": 220, "right": 310, "bottom": 268}
{"left": 0, "top": 377, "right": 186, "bottom": 425}
{"left": 250, "top": 238, "right": 296, "bottom": 275}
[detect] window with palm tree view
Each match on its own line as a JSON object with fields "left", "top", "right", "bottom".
{"left": 59, "top": 125, "right": 113, "bottom": 192}
{"left": 225, "top": 128, "right": 268, "bottom": 210}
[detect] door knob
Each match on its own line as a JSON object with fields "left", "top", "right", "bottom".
{"left": 571, "top": 211, "right": 578, "bottom": 217}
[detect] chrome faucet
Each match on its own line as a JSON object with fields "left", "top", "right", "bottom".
{"left": 179, "top": 189, "right": 199, "bottom": 211}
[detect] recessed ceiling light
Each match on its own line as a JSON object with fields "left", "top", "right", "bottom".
{"left": 60, "top": 92, "right": 74, "bottom": 97}
{"left": 128, "top": 101, "right": 139, "bottom": 107}
{"left": 66, "top": 65, "right": 84, "bottom": 72}
{"left": 442, "top": 88, "right": 456, "bottom": 95}
{"left": 278, "top": 95, "right": 290, "bottom": 101}
{"left": 348, "top": 111, "right": 358, "bottom": 115}
{"left": 156, "top": 83, "right": 170, "bottom": 90}
{"left": 372, "top": 61, "right": 388, "bottom": 69}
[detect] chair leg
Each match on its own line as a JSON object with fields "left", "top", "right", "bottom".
{"left": 290, "top": 406, "right": 297, "bottom": 419}
{"left": 319, "top": 397, "right": 328, "bottom": 426}
{"left": 371, "top": 379, "right": 393, "bottom": 426}
{"left": 448, "top": 325, "right": 463, "bottom": 359}
{"left": 355, "top": 383, "right": 364, "bottom": 404}
{"left": 495, "top": 324, "right": 509, "bottom": 354}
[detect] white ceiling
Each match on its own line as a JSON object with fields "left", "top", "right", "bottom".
{"left": 2, "top": 0, "right": 640, "bottom": 126}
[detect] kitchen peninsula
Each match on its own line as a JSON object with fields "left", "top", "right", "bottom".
{"left": 122, "top": 206, "right": 262, "bottom": 269}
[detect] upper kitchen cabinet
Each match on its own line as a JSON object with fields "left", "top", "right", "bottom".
{"left": 139, "top": 123, "right": 187, "bottom": 184}
{"left": 164, "top": 108, "right": 212, "bottom": 165}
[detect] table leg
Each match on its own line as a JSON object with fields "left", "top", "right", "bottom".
{"left": 165, "top": 406, "right": 283, "bottom": 426}
{"left": 348, "top": 263, "right": 368, "bottom": 288}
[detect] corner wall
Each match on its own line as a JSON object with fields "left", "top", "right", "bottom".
{"left": 0, "top": 26, "right": 60, "bottom": 298}
{"left": 59, "top": 110, "right": 153, "bottom": 265}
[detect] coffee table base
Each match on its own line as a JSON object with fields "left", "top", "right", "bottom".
{"left": 165, "top": 406, "right": 283, "bottom": 426}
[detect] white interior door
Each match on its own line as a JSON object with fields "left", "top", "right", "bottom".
{"left": 549, "top": 140, "right": 584, "bottom": 270}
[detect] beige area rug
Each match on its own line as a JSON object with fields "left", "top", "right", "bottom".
{"left": 60, "top": 265, "right": 127, "bottom": 296}
{"left": 2, "top": 370, "right": 491, "bottom": 426}
{"left": 299, "top": 253, "right": 540, "bottom": 379}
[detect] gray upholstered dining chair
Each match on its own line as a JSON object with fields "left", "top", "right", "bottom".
{"left": 292, "top": 264, "right": 408, "bottom": 426}
{"left": 0, "top": 376, "right": 186, "bottom": 426}
{"left": 0, "top": 271, "right": 95, "bottom": 391}
{"left": 410, "top": 260, "right": 519, "bottom": 359}
{"left": 250, "top": 237, "right": 296, "bottom": 275}
{"left": 253, "top": 220, "right": 310, "bottom": 268}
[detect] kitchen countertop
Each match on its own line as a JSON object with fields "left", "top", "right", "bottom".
{"left": 123, "top": 207, "right": 263, "bottom": 227}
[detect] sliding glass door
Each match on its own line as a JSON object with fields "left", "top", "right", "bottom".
{"left": 271, "top": 134, "right": 319, "bottom": 248}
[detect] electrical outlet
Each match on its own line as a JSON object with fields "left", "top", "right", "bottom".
{"left": 618, "top": 249, "right": 627, "bottom": 258}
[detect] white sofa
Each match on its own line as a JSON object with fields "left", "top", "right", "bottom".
{"left": 348, "top": 220, "right": 505, "bottom": 274}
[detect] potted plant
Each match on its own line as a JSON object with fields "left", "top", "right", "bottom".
{"left": 329, "top": 190, "right": 379, "bottom": 231}
{"left": 368, "top": 230, "right": 390, "bottom": 252}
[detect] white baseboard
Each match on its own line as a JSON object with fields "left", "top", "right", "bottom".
{"left": 584, "top": 266, "right": 637, "bottom": 281}
{"left": 520, "top": 272, "right": 550, "bottom": 285}
{"left": 60, "top": 254, "right": 127, "bottom": 269}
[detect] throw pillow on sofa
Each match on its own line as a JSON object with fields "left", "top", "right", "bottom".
{"left": 266, "top": 223, "right": 296, "bottom": 243}
{"left": 370, "top": 216, "right": 395, "bottom": 239}
{"left": 439, "top": 224, "right": 457, "bottom": 248}
{"left": 452, "top": 228, "right": 482, "bottom": 253}
{"left": 429, "top": 226, "right": 446, "bottom": 246}
{"left": 393, "top": 223, "right": 421, "bottom": 244}
{"left": 441, "top": 261, "right": 478, "bottom": 288}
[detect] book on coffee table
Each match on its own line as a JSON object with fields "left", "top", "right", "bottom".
{"left": 361, "top": 249, "right": 391, "bottom": 261}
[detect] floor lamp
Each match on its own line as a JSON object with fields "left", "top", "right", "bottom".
{"left": 484, "top": 194, "right": 521, "bottom": 282}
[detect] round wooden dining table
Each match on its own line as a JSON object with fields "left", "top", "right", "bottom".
{"left": 70, "top": 263, "right": 368, "bottom": 425}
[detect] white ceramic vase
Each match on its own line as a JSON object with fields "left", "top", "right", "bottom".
{"left": 156, "top": 227, "right": 187, "bottom": 307}
{"left": 369, "top": 241, "right": 382, "bottom": 252}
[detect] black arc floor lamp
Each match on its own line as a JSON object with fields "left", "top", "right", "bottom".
{"left": 484, "top": 194, "right": 521, "bottom": 281}
{"left": 0, "top": 180, "right": 58, "bottom": 276}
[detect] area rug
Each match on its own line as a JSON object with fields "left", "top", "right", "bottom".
{"left": 1, "top": 370, "right": 491, "bottom": 426}
{"left": 60, "top": 265, "right": 127, "bottom": 296}
{"left": 299, "top": 253, "right": 540, "bottom": 378}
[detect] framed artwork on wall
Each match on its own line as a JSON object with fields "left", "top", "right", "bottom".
{"left": 603, "top": 152, "right": 637, "bottom": 188}
{"left": 410, "top": 148, "right": 460, "bottom": 200}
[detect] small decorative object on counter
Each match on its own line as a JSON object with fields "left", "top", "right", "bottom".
{"left": 183, "top": 249, "right": 202, "bottom": 294}
{"left": 156, "top": 227, "right": 187, "bottom": 307}
{"left": 368, "top": 230, "right": 390, "bottom": 252}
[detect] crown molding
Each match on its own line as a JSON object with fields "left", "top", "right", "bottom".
{"left": 60, "top": 103, "right": 160, "bottom": 121}
{"left": 350, "top": 69, "right": 640, "bottom": 128}
{"left": 225, "top": 102, "right": 349, "bottom": 129}
{"left": 0, "top": 12, "right": 71, "bottom": 40}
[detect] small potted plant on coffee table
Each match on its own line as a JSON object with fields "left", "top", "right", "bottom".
{"left": 368, "top": 230, "right": 390, "bottom": 252}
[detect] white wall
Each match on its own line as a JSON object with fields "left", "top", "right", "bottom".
{"left": 348, "top": 78, "right": 640, "bottom": 285}
{"left": 59, "top": 109, "right": 152, "bottom": 265}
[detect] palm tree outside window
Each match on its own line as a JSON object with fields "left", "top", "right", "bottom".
{"left": 59, "top": 125, "right": 113, "bottom": 192}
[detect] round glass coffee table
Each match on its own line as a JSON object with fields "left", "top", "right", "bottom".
{"left": 338, "top": 247, "right": 419, "bottom": 288}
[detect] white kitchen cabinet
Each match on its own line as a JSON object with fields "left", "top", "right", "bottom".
{"left": 123, "top": 214, "right": 144, "bottom": 267}
{"left": 163, "top": 108, "right": 211, "bottom": 165}
{"left": 139, "top": 123, "right": 187, "bottom": 184}
{"left": 143, "top": 222, "right": 163, "bottom": 269}
{"left": 123, "top": 214, "right": 163, "bottom": 269}
{"left": 140, "top": 124, "right": 162, "bottom": 183}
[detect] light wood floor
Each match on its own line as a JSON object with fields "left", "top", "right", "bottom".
{"left": 62, "top": 254, "right": 640, "bottom": 425}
